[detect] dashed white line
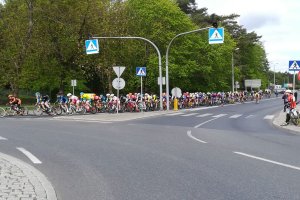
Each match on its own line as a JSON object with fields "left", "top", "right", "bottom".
{"left": 245, "top": 115, "right": 255, "bottom": 119}
{"left": 212, "top": 114, "right": 227, "bottom": 118}
{"left": 166, "top": 112, "right": 183, "bottom": 116}
{"left": 181, "top": 113, "right": 198, "bottom": 117}
{"left": 196, "top": 113, "right": 213, "bottom": 117}
{"left": 229, "top": 114, "right": 242, "bottom": 119}
{"left": 187, "top": 130, "right": 207, "bottom": 143}
{"left": 234, "top": 152, "right": 300, "bottom": 171}
{"left": 264, "top": 115, "right": 274, "bottom": 120}
{"left": 17, "top": 147, "right": 42, "bottom": 164}
{"left": 0, "top": 136, "right": 8, "bottom": 140}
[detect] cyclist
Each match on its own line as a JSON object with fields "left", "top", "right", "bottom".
{"left": 67, "top": 93, "right": 80, "bottom": 111}
{"left": 41, "top": 94, "right": 50, "bottom": 111}
{"left": 8, "top": 94, "right": 22, "bottom": 111}
{"left": 255, "top": 92, "right": 260, "bottom": 103}
{"left": 56, "top": 92, "right": 69, "bottom": 113}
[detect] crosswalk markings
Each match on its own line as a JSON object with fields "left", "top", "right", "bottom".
{"left": 196, "top": 113, "right": 213, "bottom": 117}
{"left": 264, "top": 115, "right": 274, "bottom": 120}
{"left": 0, "top": 136, "right": 7, "bottom": 140}
{"left": 212, "top": 114, "right": 227, "bottom": 118}
{"left": 166, "top": 112, "right": 184, "bottom": 116}
{"left": 229, "top": 114, "right": 243, "bottom": 118}
{"left": 181, "top": 113, "right": 198, "bottom": 117}
{"left": 166, "top": 112, "right": 275, "bottom": 120}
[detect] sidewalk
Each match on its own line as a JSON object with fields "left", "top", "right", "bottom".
{"left": 0, "top": 152, "right": 57, "bottom": 200}
{"left": 272, "top": 110, "right": 300, "bottom": 134}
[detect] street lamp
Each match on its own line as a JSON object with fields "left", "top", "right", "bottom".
{"left": 232, "top": 48, "right": 239, "bottom": 92}
{"left": 165, "top": 27, "right": 211, "bottom": 111}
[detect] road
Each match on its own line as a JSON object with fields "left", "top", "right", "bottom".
{"left": 1, "top": 97, "right": 300, "bottom": 200}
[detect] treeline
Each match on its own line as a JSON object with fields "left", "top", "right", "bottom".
{"left": 0, "top": 0, "right": 271, "bottom": 96}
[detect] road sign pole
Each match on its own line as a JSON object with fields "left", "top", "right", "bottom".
{"left": 141, "top": 76, "right": 143, "bottom": 113}
{"left": 293, "top": 70, "right": 296, "bottom": 94}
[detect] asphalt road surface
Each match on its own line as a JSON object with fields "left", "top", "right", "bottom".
{"left": 1, "top": 97, "right": 300, "bottom": 200}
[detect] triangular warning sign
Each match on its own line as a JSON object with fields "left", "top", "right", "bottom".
{"left": 137, "top": 68, "right": 146, "bottom": 76}
{"left": 209, "top": 29, "right": 223, "bottom": 40}
{"left": 87, "top": 41, "right": 97, "bottom": 51}
{"left": 291, "top": 61, "right": 300, "bottom": 69}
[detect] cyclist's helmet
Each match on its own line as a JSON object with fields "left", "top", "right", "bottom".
{"left": 8, "top": 94, "right": 13, "bottom": 98}
{"left": 94, "top": 96, "right": 99, "bottom": 100}
{"left": 67, "top": 93, "right": 72, "bottom": 97}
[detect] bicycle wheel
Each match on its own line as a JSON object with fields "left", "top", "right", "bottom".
{"left": 5, "top": 107, "right": 16, "bottom": 116}
{"left": 33, "top": 105, "right": 43, "bottom": 116}
{"left": 54, "top": 105, "right": 62, "bottom": 115}
{"left": 20, "top": 107, "right": 29, "bottom": 116}
{"left": 0, "top": 107, "right": 6, "bottom": 117}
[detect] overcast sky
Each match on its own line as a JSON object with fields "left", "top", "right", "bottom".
{"left": 196, "top": 0, "right": 300, "bottom": 72}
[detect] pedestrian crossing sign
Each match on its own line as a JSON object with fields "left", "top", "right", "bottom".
{"left": 209, "top": 28, "right": 224, "bottom": 44}
{"left": 136, "top": 67, "right": 146, "bottom": 76}
{"left": 289, "top": 60, "right": 300, "bottom": 71}
{"left": 85, "top": 39, "right": 99, "bottom": 54}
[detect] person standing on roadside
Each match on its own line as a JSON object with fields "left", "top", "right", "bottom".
{"left": 294, "top": 91, "right": 298, "bottom": 102}
{"left": 282, "top": 91, "right": 289, "bottom": 112}
{"left": 281, "top": 90, "right": 296, "bottom": 126}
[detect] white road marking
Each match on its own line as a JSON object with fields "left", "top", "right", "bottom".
{"left": 187, "top": 130, "right": 207, "bottom": 143}
{"left": 212, "top": 114, "right": 227, "bottom": 118}
{"left": 196, "top": 113, "right": 213, "bottom": 117}
{"left": 17, "top": 147, "right": 42, "bottom": 164}
{"left": 166, "top": 112, "right": 184, "bottom": 116}
{"left": 194, "top": 118, "right": 219, "bottom": 128}
{"left": 229, "top": 114, "right": 242, "bottom": 119}
{"left": 264, "top": 115, "right": 274, "bottom": 120}
{"left": 245, "top": 115, "right": 255, "bottom": 119}
{"left": 0, "top": 136, "right": 8, "bottom": 140}
{"left": 181, "top": 113, "right": 198, "bottom": 117}
{"left": 234, "top": 152, "right": 300, "bottom": 171}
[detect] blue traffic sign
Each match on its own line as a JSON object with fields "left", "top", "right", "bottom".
{"left": 209, "top": 28, "right": 224, "bottom": 44}
{"left": 85, "top": 39, "right": 99, "bottom": 54}
{"left": 136, "top": 67, "right": 146, "bottom": 76}
{"left": 289, "top": 60, "right": 300, "bottom": 71}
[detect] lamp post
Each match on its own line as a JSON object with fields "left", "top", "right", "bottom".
{"left": 232, "top": 48, "right": 239, "bottom": 92}
{"left": 273, "top": 63, "right": 278, "bottom": 88}
{"left": 165, "top": 27, "right": 211, "bottom": 111}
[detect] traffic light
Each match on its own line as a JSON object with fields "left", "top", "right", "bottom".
{"left": 212, "top": 22, "right": 218, "bottom": 28}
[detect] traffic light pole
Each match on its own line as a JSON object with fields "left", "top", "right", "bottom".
{"left": 91, "top": 36, "right": 163, "bottom": 110}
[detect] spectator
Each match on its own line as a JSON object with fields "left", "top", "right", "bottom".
{"left": 282, "top": 91, "right": 289, "bottom": 112}
{"left": 281, "top": 90, "right": 296, "bottom": 126}
{"left": 294, "top": 91, "right": 298, "bottom": 102}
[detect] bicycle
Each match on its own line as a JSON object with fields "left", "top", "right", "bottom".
{"left": 0, "top": 107, "right": 6, "bottom": 117}
{"left": 33, "top": 102, "right": 57, "bottom": 116}
{"left": 290, "top": 108, "right": 300, "bottom": 125}
{"left": 4, "top": 104, "right": 29, "bottom": 116}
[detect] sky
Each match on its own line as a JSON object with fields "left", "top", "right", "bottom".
{"left": 196, "top": 0, "right": 300, "bottom": 72}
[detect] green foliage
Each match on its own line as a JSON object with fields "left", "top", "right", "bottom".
{"left": 0, "top": 0, "right": 271, "bottom": 97}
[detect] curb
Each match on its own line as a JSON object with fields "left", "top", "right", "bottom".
{"left": 0, "top": 152, "right": 57, "bottom": 200}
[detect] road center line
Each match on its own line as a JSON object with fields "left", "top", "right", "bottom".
{"left": 187, "top": 130, "right": 207, "bottom": 144}
{"left": 17, "top": 147, "right": 42, "bottom": 164}
{"left": 234, "top": 151, "right": 300, "bottom": 171}
{"left": 0, "top": 136, "right": 8, "bottom": 140}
